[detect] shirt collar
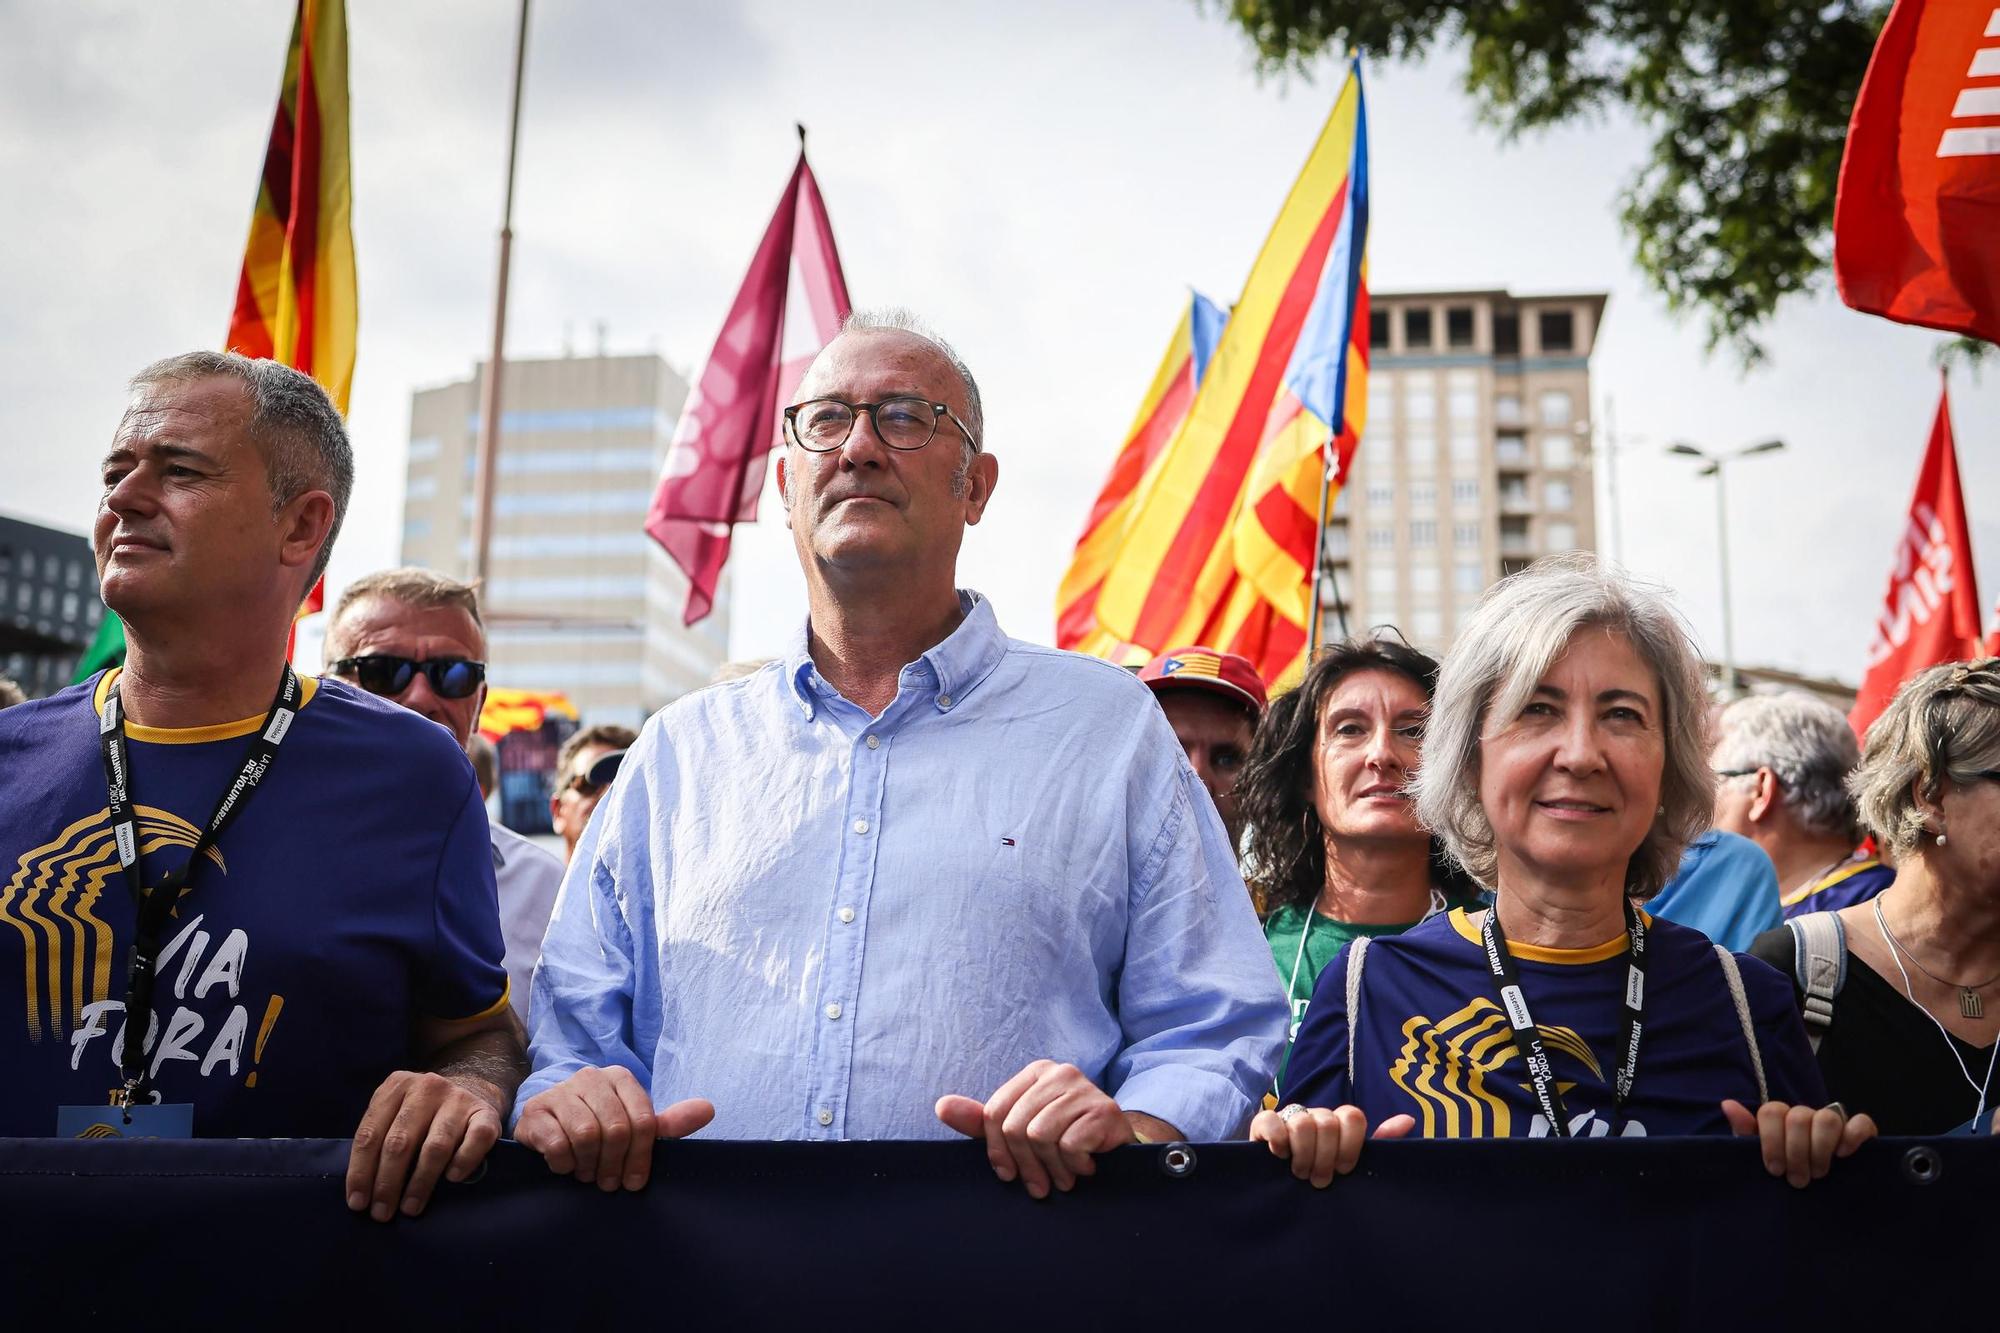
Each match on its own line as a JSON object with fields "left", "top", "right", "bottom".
{"left": 784, "top": 589, "right": 1008, "bottom": 720}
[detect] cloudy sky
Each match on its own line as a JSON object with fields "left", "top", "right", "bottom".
{"left": 5, "top": 0, "right": 1994, "bottom": 685}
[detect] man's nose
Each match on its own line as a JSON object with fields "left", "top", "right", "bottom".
{"left": 399, "top": 670, "right": 444, "bottom": 718}
{"left": 101, "top": 467, "right": 158, "bottom": 520}
{"left": 837, "top": 409, "right": 892, "bottom": 467}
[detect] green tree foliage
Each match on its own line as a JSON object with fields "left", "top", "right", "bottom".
{"left": 1212, "top": 2, "right": 1890, "bottom": 362}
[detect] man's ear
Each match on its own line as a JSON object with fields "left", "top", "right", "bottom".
{"left": 277, "top": 489, "right": 336, "bottom": 576}
{"left": 1748, "top": 767, "right": 1779, "bottom": 823}
{"left": 775, "top": 451, "right": 795, "bottom": 530}
{"left": 962, "top": 452, "right": 1000, "bottom": 526}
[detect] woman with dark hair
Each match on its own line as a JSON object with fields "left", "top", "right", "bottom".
{"left": 1237, "top": 634, "right": 1481, "bottom": 1077}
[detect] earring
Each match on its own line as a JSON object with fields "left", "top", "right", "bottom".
{"left": 1656, "top": 804, "right": 1665, "bottom": 816}
{"left": 1937, "top": 831, "right": 1949, "bottom": 847}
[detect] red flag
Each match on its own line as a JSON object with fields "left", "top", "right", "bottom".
{"left": 1834, "top": 0, "right": 2000, "bottom": 341}
{"left": 645, "top": 151, "right": 850, "bottom": 625}
{"left": 1851, "top": 378, "right": 1984, "bottom": 737}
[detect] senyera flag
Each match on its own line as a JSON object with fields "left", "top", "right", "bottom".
{"left": 77, "top": 0, "right": 356, "bottom": 680}
{"left": 1851, "top": 377, "right": 1984, "bottom": 738}
{"left": 646, "top": 147, "right": 851, "bottom": 625}
{"left": 1064, "top": 59, "right": 1369, "bottom": 687}
{"left": 1834, "top": 0, "right": 2000, "bottom": 340}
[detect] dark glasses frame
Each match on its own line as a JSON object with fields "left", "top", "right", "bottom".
{"left": 782, "top": 396, "right": 980, "bottom": 454}
{"left": 330, "top": 654, "right": 487, "bottom": 700}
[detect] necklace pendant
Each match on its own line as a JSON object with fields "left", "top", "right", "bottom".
{"left": 1963, "top": 988, "right": 1984, "bottom": 1020}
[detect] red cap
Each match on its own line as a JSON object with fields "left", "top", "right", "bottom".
{"left": 1138, "top": 646, "right": 1267, "bottom": 719}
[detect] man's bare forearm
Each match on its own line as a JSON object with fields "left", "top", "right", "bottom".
{"left": 427, "top": 1028, "right": 528, "bottom": 1118}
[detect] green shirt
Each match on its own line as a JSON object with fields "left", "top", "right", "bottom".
{"left": 1263, "top": 892, "right": 1483, "bottom": 1100}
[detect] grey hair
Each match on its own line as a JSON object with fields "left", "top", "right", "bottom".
{"left": 1412, "top": 553, "right": 1714, "bottom": 899}
{"left": 130, "top": 351, "right": 354, "bottom": 590}
{"left": 1849, "top": 658, "right": 2000, "bottom": 858}
{"left": 837, "top": 307, "right": 983, "bottom": 489}
{"left": 1713, "top": 692, "right": 1862, "bottom": 840}
{"left": 325, "top": 566, "right": 484, "bottom": 660}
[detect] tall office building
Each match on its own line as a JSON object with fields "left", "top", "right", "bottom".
{"left": 1319, "top": 288, "right": 1606, "bottom": 651}
{"left": 398, "top": 353, "right": 727, "bottom": 729}
{"left": 0, "top": 514, "right": 103, "bottom": 698}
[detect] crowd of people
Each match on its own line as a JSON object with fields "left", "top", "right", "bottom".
{"left": 1, "top": 315, "right": 1993, "bottom": 1226}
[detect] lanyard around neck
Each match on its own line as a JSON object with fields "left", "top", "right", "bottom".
{"left": 98, "top": 667, "right": 300, "bottom": 1106}
{"left": 1479, "top": 899, "right": 1647, "bottom": 1138}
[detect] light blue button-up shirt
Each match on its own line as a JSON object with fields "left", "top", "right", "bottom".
{"left": 516, "top": 591, "right": 1287, "bottom": 1141}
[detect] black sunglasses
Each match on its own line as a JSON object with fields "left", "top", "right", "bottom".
{"left": 330, "top": 655, "right": 486, "bottom": 700}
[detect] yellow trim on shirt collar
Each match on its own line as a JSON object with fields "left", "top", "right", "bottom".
{"left": 94, "top": 667, "right": 320, "bottom": 745}
{"left": 1448, "top": 905, "right": 1646, "bottom": 965}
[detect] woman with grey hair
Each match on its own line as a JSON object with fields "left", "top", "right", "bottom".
{"left": 1252, "top": 555, "right": 1870, "bottom": 1188}
{"left": 1751, "top": 659, "right": 2000, "bottom": 1134}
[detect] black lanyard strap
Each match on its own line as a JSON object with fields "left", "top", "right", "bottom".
{"left": 1479, "top": 898, "right": 1647, "bottom": 1138}
{"left": 98, "top": 666, "right": 299, "bottom": 1105}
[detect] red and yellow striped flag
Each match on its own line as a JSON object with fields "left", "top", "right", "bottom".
{"left": 1062, "top": 62, "right": 1369, "bottom": 689}
{"left": 227, "top": 0, "right": 357, "bottom": 639}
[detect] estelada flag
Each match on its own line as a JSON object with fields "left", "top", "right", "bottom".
{"left": 228, "top": 0, "right": 357, "bottom": 658}
{"left": 646, "top": 147, "right": 850, "bottom": 625}
{"left": 1834, "top": 0, "right": 2000, "bottom": 341}
{"left": 1851, "top": 377, "right": 1984, "bottom": 738}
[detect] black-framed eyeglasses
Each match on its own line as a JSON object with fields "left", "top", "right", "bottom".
{"left": 1713, "top": 768, "right": 1757, "bottom": 779}
{"left": 330, "top": 655, "right": 486, "bottom": 700}
{"left": 783, "top": 396, "right": 979, "bottom": 454}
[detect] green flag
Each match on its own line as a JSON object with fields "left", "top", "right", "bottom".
{"left": 70, "top": 613, "right": 125, "bottom": 684}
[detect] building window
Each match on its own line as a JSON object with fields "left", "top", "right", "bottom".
{"left": 1366, "top": 526, "right": 1395, "bottom": 551}
{"left": 1410, "top": 564, "right": 1441, "bottom": 594}
{"left": 1447, "top": 369, "right": 1479, "bottom": 422}
{"left": 1369, "top": 309, "right": 1390, "bottom": 348}
{"left": 1363, "top": 436, "right": 1394, "bottom": 469}
{"left": 1452, "top": 479, "right": 1481, "bottom": 507}
{"left": 1323, "top": 524, "right": 1351, "bottom": 560}
{"left": 1403, "top": 380, "right": 1435, "bottom": 422}
{"left": 1500, "top": 478, "right": 1532, "bottom": 509}
{"left": 1409, "top": 483, "right": 1437, "bottom": 509}
{"left": 1409, "top": 520, "right": 1438, "bottom": 549}
{"left": 1538, "top": 391, "right": 1573, "bottom": 427}
{"left": 1332, "top": 487, "right": 1351, "bottom": 518}
{"left": 408, "top": 436, "right": 442, "bottom": 463}
{"left": 1539, "top": 310, "right": 1575, "bottom": 353}
{"left": 1455, "top": 560, "right": 1484, "bottom": 594}
{"left": 1494, "top": 311, "right": 1520, "bottom": 357}
{"left": 1495, "top": 393, "right": 1523, "bottom": 427}
{"left": 1454, "top": 522, "right": 1482, "bottom": 550}
{"left": 1544, "top": 478, "right": 1573, "bottom": 511}
{"left": 1404, "top": 308, "right": 1433, "bottom": 350}
{"left": 406, "top": 476, "right": 439, "bottom": 501}
{"left": 1446, "top": 306, "right": 1475, "bottom": 349}
{"left": 1543, "top": 433, "right": 1576, "bottom": 469}
{"left": 1449, "top": 431, "right": 1480, "bottom": 464}
{"left": 1366, "top": 564, "right": 1398, "bottom": 597}
{"left": 1368, "top": 379, "right": 1395, "bottom": 421}
{"left": 1496, "top": 434, "right": 1528, "bottom": 465}
{"left": 1545, "top": 521, "right": 1579, "bottom": 552}
{"left": 1366, "top": 483, "right": 1395, "bottom": 511}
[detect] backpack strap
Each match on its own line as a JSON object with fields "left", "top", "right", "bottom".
{"left": 1712, "top": 945, "right": 1770, "bottom": 1105}
{"left": 1344, "top": 935, "right": 1371, "bottom": 1100}
{"left": 1786, "top": 912, "right": 1848, "bottom": 1055}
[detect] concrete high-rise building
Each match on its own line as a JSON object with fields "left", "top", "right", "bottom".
{"left": 1318, "top": 288, "right": 1606, "bottom": 652}
{"left": 0, "top": 514, "right": 103, "bottom": 698}
{"left": 398, "top": 353, "right": 727, "bottom": 729}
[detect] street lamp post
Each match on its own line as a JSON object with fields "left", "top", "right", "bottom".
{"left": 1667, "top": 438, "right": 1786, "bottom": 699}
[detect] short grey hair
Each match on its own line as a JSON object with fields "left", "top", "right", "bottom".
{"left": 1850, "top": 658, "right": 2000, "bottom": 858}
{"left": 1713, "top": 692, "right": 1862, "bottom": 840}
{"left": 325, "top": 566, "right": 484, "bottom": 660}
{"left": 1412, "top": 553, "right": 1714, "bottom": 899}
{"left": 830, "top": 308, "right": 983, "bottom": 494}
{"left": 130, "top": 351, "right": 354, "bottom": 590}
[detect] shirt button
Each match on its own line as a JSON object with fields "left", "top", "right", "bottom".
{"left": 852, "top": 818, "right": 869, "bottom": 834}
{"left": 817, "top": 1108, "right": 833, "bottom": 1127}
{"left": 937, "top": 694, "right": 953, "bottom": 709}
{"left": 865, "top": 734, "right": 880, "bottom": 750}
{"left": 837, "top": 906, "right": 856, "bottom": 924}
{"left": 824, "top": 1001, "right": 843, "bottom": 1019}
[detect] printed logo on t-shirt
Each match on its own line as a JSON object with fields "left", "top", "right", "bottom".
{"left": 1387, "top": 997, "right": 1648, "bottom": 1138}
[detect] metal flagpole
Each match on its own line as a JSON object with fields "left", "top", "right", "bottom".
{"left": 470, "top": 0, "right": 531, "bottom": 594}
{"left": 1304, "top": 433, "right": 1347, "bottom": 653}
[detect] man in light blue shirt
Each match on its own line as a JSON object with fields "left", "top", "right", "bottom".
{"left": 513, "top": 311, "right": 1287, "bottom": 1199}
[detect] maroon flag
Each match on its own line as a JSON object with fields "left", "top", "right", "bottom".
{"left": 1833, "top": 0, "right": 2000, "bottom": 341}
{"left": 1851, "top": 378, "right": 1985, "bottom": 738}
{"left": 646, "top": 150, "right": 851, "bottom": 624}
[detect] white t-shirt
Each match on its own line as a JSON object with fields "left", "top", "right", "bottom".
{"left": 489, "top": 822, "right": 565, "bottom": 1026}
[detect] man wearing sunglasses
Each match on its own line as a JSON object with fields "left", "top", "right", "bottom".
{"left": 516, "top": 312, "right": 1286, "bottom": 1199}
{"left": 0, "top": 352, "right": 521, "bottom": 1227}
{"left": 324, "top": 568, "right": 567, "bottom": 1022}
{"left": 549, "top": 724, "right": 637, "bottom": 863}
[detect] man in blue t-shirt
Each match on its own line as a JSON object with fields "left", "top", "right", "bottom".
{"left": 0, "top": 352, "right": 522, "bottom": 1223}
